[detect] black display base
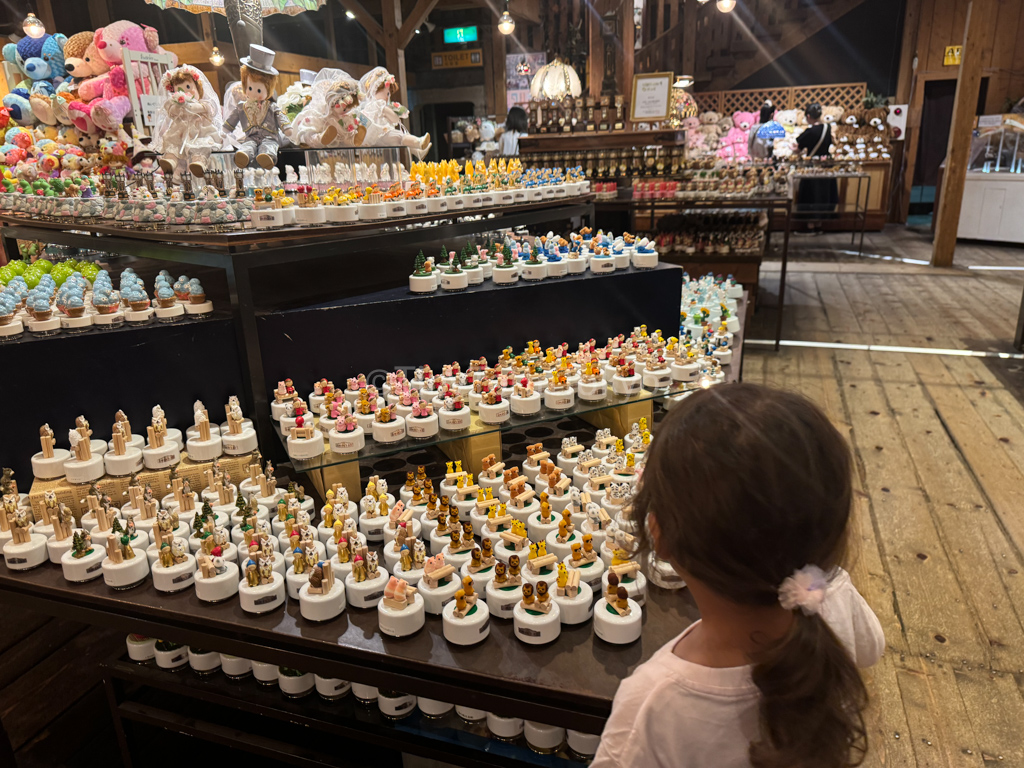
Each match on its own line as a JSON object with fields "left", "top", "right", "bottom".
{"left": 256, "top": 264, "right": 682, "bottom": 392}
{"left": 0, "top": 316, "right": 244, "bottom": 482}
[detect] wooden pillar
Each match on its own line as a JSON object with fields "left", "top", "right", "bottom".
{"left": 491, "top": 23, "right": 508, "bottom": 119}
{"left": 681, "top": 0, "right": 697, "bottom": 77}
{"left": 621, "top": 0, "right": 635, "bottom": 108}
{"left": 381, "top": 0, "right": 407, "bottom": 106}
{"left": 931, "top": 0, "right": 995, "bottom": 267}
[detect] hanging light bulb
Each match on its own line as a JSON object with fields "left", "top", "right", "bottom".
{"left": 697, "top": 0, "right": 710, "bottom": 4}
{"left": 498, "top": 1, "right": 515, "bottom": 35}
{"left": 717, "top": 0, "right": 737, "bottom": 11}
{"left": 209, "top": 46, "right": 225, "bottom": 67}
{"left": 22, "top": 13, "right": 46, "bottom": 38}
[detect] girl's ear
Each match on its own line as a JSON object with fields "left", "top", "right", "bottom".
{"left": 648, "top": 513, "right": 668, "bottom": 559}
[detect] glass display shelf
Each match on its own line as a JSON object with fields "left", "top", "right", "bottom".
{"left": 277, "top": 383, "right": 693, "bottom": 473}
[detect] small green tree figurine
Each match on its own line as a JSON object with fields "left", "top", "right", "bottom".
{"left": 413, "top": 250, "right": 426, "bottom": 275}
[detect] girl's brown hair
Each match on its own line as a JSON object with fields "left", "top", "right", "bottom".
{"left": 240, "top": 65, "right": 278, "bottom": 98}
{"left": 165, "top": 69, "right": 204, "bottom": 99}
{"left": 631, "top": 383, "right": 867, "bottom": 768}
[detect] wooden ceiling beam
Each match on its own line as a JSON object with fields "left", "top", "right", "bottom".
{"left": 398, "top": 0, "right": 440, "bottom": 47}
{"left": 337, "top": 0, "right": 387, "bottom": 47}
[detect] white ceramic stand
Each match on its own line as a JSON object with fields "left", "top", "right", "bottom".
{"left": 418, "top": 575, "right": 461, "bottom": 614}
{"left": 126, "top": 635, "right": 157, "bottom": 662}
{"left": 567, "top": 554, "right": 606, "bottom": 589}
{"left": 418, "top": 697, "right": 453, "bottom": 717}
{"left": 315, "top": 675, "right": 351, "bottom": 699}
{"left": 279, "top": 672, "right": 315, "bottom": 698}
{"left": 601, "top": 569, "right": 648, "bottom": 606}
{"left": 527, "top": 513, "right": 560, "bottom": 543}
{"left": 287, "top": 433, "right": 325, "bottom": 460}
{"left": 456, "top": 705, "right": 487, "bottom": 722}
{"left": 142, "top": 443, "right": 180, "bottom": 470}
{"left": 513, "top": 601, "right": 561, "bottom": 644}
{"left": 186, "top": 435, "right": 223, "bottom": 462}
{"left": 345, "top": 567, "right": 389, "bottom": 608}
{"left": 299, "top": 579, "right": 347, "bottom": 621}
{"left": 61, "top": 544, "right": 106, "bottom": 581}
{"left": 378, "top": 692, "right": 416, "bottom": 719}
{"left": 544, "top": 387, "right": 575, "bottom": 411}
{"left": 351, "top": 682, "right": 379, "bottom": 701}
{"left": 251, "top": 660, "right": 279, "bottom": 684}
{"left": 525, "top": 721, "right": 566, "bottom": 753}
{"left": 378, "top": 592, "right": 426, "bottom": 637}
{"left": 442, "top": 545, "right": 474, "bottom": 570}
{"left": 102, "top": 554, "right": 150, "bottom": 589}
{"left": 329, "top": 426, "right": 365, "bottom": 454}
{"left": 593, "top": 597, "right": 643, "bottom": 643}
{"left": 152, "top": 554, "right": 197, "bottom": 593}
{"left": 442, "top": 600, "right": 490, "bottom": 644}
{"left": 554, "top": 580, "right": 595, "bottom": 624}
{"left": 4, "top": 533, "right": 49, "bottom": 570}
{"left": 187, "top": 648, "right": 222, "bottom": 675}
{"left": 154, "top": 644, "right": 189, "bottom": 670}
{"left": 577, "top": 380, "right": 607, "bottom": 401}
{"left": 239, "top": 572, "right": 286, "bottom": 613}
{"left": 478, "top": 401, "right": 510, "bottom": 425}
{"left": 438, "top": 408, "right": 471, "bottom": 431}
{"left": 31, "top": 448, "right": 71, "bottom": 479}
{"left": 440, "top": 270, "right": 469, "bottom": 291}
{"left": 491, "top": 267, "right": 519, "bottom": 285}
{"left": 195, "top": 561, "right": 240, "bottom": 602}
{"left": 487, "top": 712, "right": 525, "bottom": 740}
{"left": 221, "top": 428, "right": 258, "bottom": 455}
{"left": 371, "top": 417, "right": 407, "bottom": 443}
{"left": 406, "top": 413, "right": 439, "bottom": 439}
{"left": 612, "top": 374, "right": 642, "bottom": 396}
{"left": 64, "top": 454, "right": 105, "bottom": 484}
{"left": 103, "top": 447, "right": 144, "bottom": 477}
{"left": 358, "top": 513, "right": 389, "bottom": 543}
{"left": 510, "top": 392, "right": 542, "bottom": 415}
{"left": 219, "top": 655, "right": 252, "bottom": 678}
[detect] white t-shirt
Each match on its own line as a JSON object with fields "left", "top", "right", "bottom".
{"left": 591, "top": 568, "right": 884, "bottom": 768}
{"left": 499, "top": 130, "right": 524, "bottom": 156}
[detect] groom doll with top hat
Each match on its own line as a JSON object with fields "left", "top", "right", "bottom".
{"left": 224, "top": 44, "right": 292, "bottom": 170}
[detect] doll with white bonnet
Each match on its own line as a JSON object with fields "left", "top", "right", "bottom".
{"left": 290, "top": 69, "right": 366, "bottom": 148}
{"left": 355, "top": 67, "right": 430, "bottom": 155}
{"left": 151, "top": 65, "right": 224, "bottom": 178}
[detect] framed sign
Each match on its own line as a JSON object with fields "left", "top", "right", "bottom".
{"left": 432, "top": 49, "right": 483, "bottom": 69}
{"left": 630, "top": 72, "right": 673, "bottom": 122}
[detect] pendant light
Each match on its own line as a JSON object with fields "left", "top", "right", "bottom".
{"left": 209, "top": 46, "right": 225, "bottom": 67}
{"left": 22, "top": 13, "right": 46, "bottom": 38}
{"left": 498, "top": 1, "right": 515, "bottom": 35}
{"left": 717, "top": 0, "right": 737, "bottom": 11}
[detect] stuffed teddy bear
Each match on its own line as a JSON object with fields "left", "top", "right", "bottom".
{"left": 2, "top": 32, "right": 68, "bottom": 96}
{"left": 683, "top": 116, "right": 705, "bottom": 154}
{"left": 61, "top": 31, "right": 100, "bottom": 93}
{"left": 834, "top": 108, "right": 861, "bottom": 155}
{"left": 699, "top": 110, "right": 722, "bottom": 147}
{"left": 863, "top": 107, "right": 890, "bottom": 160}
{"left": 718, "top": 111, "right": 754, "bottom": 161}
{"left": 65, "top": 34, "right": 110, "bottom": 98}
{"left": 71, "top": 20, "right": 176, "bottom": 134}
{"left": 821, "top": 105, "right": 843, "bottom": 126}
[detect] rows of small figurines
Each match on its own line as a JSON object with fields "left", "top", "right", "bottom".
{"left": 408, "top": 228, "right": 658, "bottom": 293}
{"left": 25, "top": 398, "right": 257, "bottom": 493}
{"left": 0, "top": 266, "right": 212, "bottom": 338}
{"left": 275, "top": 320, "right": 738, "bottom": 462}
{"left": 680, "top": 272, "right": 745, "bottom": 339}
{"left": 7, "top": 422, "right": 654, "bottom": 647}
{"left": 123, "top": 636, "right": 602, "bottom": 760}
{"left": 666, "top": 164, "right": 789, "bottom": 200}
{"left": 653, "top": 212, "right": 768, "bottom": 256}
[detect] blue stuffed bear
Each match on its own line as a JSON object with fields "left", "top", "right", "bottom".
{"left": 3, "top": 33, "right": 68, "bottom": 97}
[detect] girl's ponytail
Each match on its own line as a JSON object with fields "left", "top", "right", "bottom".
{"left": 750, "top": 610, "right": 868, "bottom": 768}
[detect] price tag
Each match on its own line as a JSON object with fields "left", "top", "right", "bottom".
{"left": 139, "top": 94, "right": 161, "bottom": 127}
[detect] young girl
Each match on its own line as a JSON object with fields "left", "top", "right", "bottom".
{"left": 594, "top": 384, "right": 883, "bottom": 768}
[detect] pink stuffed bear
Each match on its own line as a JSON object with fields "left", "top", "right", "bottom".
{"left": 717, "top": 111, "right": 756, "bottom": 161}
{"left": 683, "top": 116, "right": 705, "bottom": 153}
{"left": 69, "top": 20, "right": 176, "bottom": 134}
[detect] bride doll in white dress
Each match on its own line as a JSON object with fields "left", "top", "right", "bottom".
{"left": 150, "top": 65, "right": 225, "bottom": 178}
{"left": 355, "top": 67, "right": 431, "bottom": 156}
{"left": 290, "top": 69, "right": 366, "bottom": 148}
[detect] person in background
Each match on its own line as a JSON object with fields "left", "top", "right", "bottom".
{"left": 499, "top": 106, "right": 528, "bottom": 156}
{"left": 592, "top": 383, "right": 884, "bottom": 768}
{"left": 747, "top": 100, "right": 776, "bottom": 160}
{"left": 795, "top": 102, "right": 839, "bottom": 232}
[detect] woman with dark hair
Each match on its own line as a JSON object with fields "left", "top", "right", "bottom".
{"left": 592, "top": 383, "right": 883, "bottom": 768}
{"left": 499, "top": 106, "right": 528, "bottom": 156}
{"left": 795, "top": 102, "right": 839, "bottom": 231}
{"left": 747, "top": 100, "right": 776, "bottom": 160}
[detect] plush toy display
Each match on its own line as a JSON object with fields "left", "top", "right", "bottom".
{"left": 223, "top": 44, "right": 292, "bottom": 169}
{"left": 682, "top": 116, "right": 705, "bottom": 154}
{"left": 3, "top": 32, "right": 69, "bottom": 95}
{"left": 699, "top": 111, "right": 722, "bottom": 148}
{"left": 834, "top": 108, "right": 861, "bottom": 155}
{"left": 863, "top": 107, "right": 891, "bottom": 159}
{"left": 151, "top": 65, "right": 225, "bottom": 177}
{"left": 717, "top": 111, "right": 754, "bottom": 161}
{"left": 290, "top": 69, "right": 365, "bottom": 148}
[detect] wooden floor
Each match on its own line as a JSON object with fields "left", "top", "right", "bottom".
{"left": 746, "top": 226, "right": 1024, "bottom": 767}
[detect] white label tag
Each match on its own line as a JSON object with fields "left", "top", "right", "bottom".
{"left": 139, "top": 94, "right": 161, "bottom": 127}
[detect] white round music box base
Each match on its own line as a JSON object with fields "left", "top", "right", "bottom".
{"left": 513, "top": 601, "right": 561, "bottom": 644}
{"left": 523, "top": 563, "right": 558, "bottom": 589}
{"left": 250, "top": 660, "right": 278, "bottom": 684}
{"left": 61, "top": 545, "right": 106, "bottom": 581}
{"left": 154, "top": 645, "right": 189, "bottom": 670}
{"left": 460, "top": 561, "right": 496, "bottom": 593}
{"left": 284, "top": 566, "right": 310, "bottom": 600}
{"left": 64, "top": 455, "right": 105, "bottom": 484}
{"left": 643, "top": 369, "right": 672, "bottom": 389}
{"left": 593, "top": 597, "right": 643, "bottom": 643}
{"left": 46, "top": 534, "right": 73, "bottom": 563}
{"left": 438, "top": 408, "right": 472, "bottom": 431}
{"left": 521, "top": 463, "right": 542, "bottom": 485}
{"left": 527, "top": 513, "right": 559, "bottom": 543}
{"left": 188, "top": 648, "right": 222, "bottom": 675}
{"left": 345, "top": 567, "right": 389, "bottom": 608}
{"left": 442, "top": 600, "right": 490, "bottom": 645}
{"left": 418, "top": 697, "right": 453, "bottom": 718}
{"left": 440, "top": 270, "right": 469, "bottom": 291}
{"left": 456, "top": 705, "right": 487, "bottom": 722}
{"left": 579, "top": 522, "right": 608, "bottom": 551}
{"left": 195, "top": 562, "right": 240, "bottom": 603}
{"left": 142, "top": 444, "right": 180, "bottom": 470}
{"left": 220, "top": 655, "right": 252, "bottom": 678}
{"left": 442, "top": 545, "right": 474, "bottom": 570}
{"left": 279, "top": 672, "right": 315, "bottom": 698}
{"left": 418, "top": 576, "right": 460, "bottom": 614}
{"left": 152, "top": 555, "right": 196, "bottom": 593}
{"left": 126, "top": 635, "right": 157, "bottom": 662}
{"left": 405, "top": 413, "right": 439, "bottom": 439}
{"left": 601, "top": 569, "right": 648, "bottom": 606}
{"left": 487, "top": 712, "right": 525, "bottom": 740}
{"left": 493, "top": 540, "right": 529, "bottom": 566}
{"left": 553, "top": 580, "right": 594, "bottom": 624}
{"left": 351, "top": 682, "right": 378, "bottom": 702}
{"left": 371, "top": 417, "right": 406, "bottom": 443}
{"left": 525, "top": 721, "right": 566, "bottom": 753}
{"left": 239, "top": 572, "right": 286, "bottom": 614}
{"left": 4, "top": 534, "right": 49, "bottom": 570}
{"left": 103, "top": 447, "right": 144, "bottom": 477}
{"left": 378, "top": 592, "right": 425, "bottom": 637}
{"left": 520, "top": 262, "right": 546, "bottom": 281}
{"left": 186, "top": 435, "right": 223, "bottom": 462}
{"left": 491, "top": 267, "right": 519, "bottom": 285}
{"left": 315, "top": 675, "right": 351, "bottom": 700}
{"left": 632, "top": 251, "right": 659, "bottom": 269}
{"left": 589, "top": 256, "right": 615, "bottom": 274}
{"left": 612, "top": 374, "right": 642, "bottom": 396}
{"left": 507, "top": 498, "right": 539, "bottom": 526}
{"left": 566, "top": 555, "right": 606, "bottom": 589}
{"left": 478, "top": 401, "right": 511, "bottom": 424}
{"left": 566, "top": 258, "right": 587, "bottom": 274}
{"left": 478, "top": 474, "right": 503, "bottom": 491}
{"left": 484, "top": 581, "right": 521, "bottom": 618}
{"left": 299, "top": 580, "right": 347, "bottom": 621}
{"left": 378, "top": 692, "right": 416, "bottom": 719}
{"left": 102, "top": 555, "right": 150, "bottom": 589}
{"left": 32, "top": 449, "right": 71, "bottom": 479}
{"left": 545, "top": 529, "right": 579, "bottom": 561}
{"left": 544, "top": 388, "right": 575, "bottom": 411}
{"left": 567, "top": 729, "right": 602, "bottom": 759}
{"left": 287, "top": 434, "right": 325, "bottom": 460}
{"left": 409, "top": 274, "right": 436, "bottom": 293}
{"left": 671, "top": 361, "right": 699, "bottom": 382}
{"left": 358, "top": 513, "right": 388, "bottom": 543}
{"left": 221, "top": 428, "right": 258, "bottom": 455}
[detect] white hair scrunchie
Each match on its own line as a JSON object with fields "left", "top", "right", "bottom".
{"left": 778, "top": 564, "right": 828, "bottom": 615}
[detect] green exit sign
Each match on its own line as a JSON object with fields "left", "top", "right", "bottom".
{"left": 444, "top": 26, "right": 478, "bottom": 44}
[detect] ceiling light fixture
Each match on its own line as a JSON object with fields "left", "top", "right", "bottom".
{"left": 498, "top": 1, "right": 515, "bottom": 35}
{"left": 717, "top": 0, "right": 737, "bottom": 11}
{"left": 345, "top": 9, "right": 356, "bottom": 19}
{"left": 22, "top": 13, "right": 46, "bottom": 38}
{"left": 209, "top": 46, "right": 225, "bottom": 66}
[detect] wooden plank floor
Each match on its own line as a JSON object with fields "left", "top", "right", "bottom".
{"left": 745, "top": 226, "right": 1024, "bottom": 767}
